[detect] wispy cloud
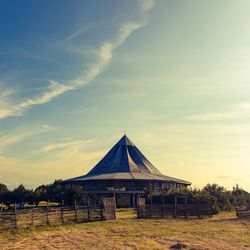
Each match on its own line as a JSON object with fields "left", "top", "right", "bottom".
{"left": 0, "top": 21, "right": 145, "bottom": 120}
{"left": 58, "top": 25, "right": 92, "bottom": 45}
{"left": 0, "top": 81, "right": 72, "bottom": 119}
{"left": 72, "top": 22, "right": 145, "bottom": 86}
{"left": 187, "top": 102, "right": 250, "bottom": 121}
{"left": 216, "top": 176, "right": 232, "bottom": 179}
{"left": 0, "top": 88, "right": 14, "bottom": 119}
{"left": 0, "top": 0, "right": 157, "bottom": 120}
{"left": 0, "top": 146, "right": 105, "bottom": 189}
{"left": 40, "top": 139, "right": 93, "bottom": 153}
{"left": 57, "top": 20, "right": 107, "bottom": 45}
{"left": 138, "top": 0, "right": 156, "bottom": 12}
{"left": 0, "top": 124, "right": 56, "bottom": 152}
{"left": 113, "top": 91, "right": 147, "bottom": 100}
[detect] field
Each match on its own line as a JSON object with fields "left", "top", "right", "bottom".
{"left": 0, "top": 210, "right": 249, "bottom": 250}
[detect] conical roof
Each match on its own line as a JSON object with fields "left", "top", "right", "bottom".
{"left": 64, "top": 135, "right": 191, "bottom": 185}
{"left": 87, "top": 135, "right": 162, "bottom": 176}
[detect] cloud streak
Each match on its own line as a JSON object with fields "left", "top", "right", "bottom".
{"left": 57, "top": 21, "right": 106, "bottom": 45}
{"left": 0, "top": 81, "right": 72, "bottom": 119}
{"left": 138, "top": 0, "right": 156, "bottom": 12}
{"left": 187, "top": 102, "right": 250, "bottom": 121}
{"left": 216, "top": 176, "right": 232, "bottom": 179}
{"left": 58, "top": 25, "right": 92, "bottom": 44}
{"left": 71, "top": 22, "right": 145, "bottom": 87}
{"left": 40, "top": 139, "right": 93, "bottom": 153}
{"left": 0, "top": 21, "right": 146, "bottom": 120}
{"left": 0, "top": 124, "right": 56, "bottom": 152}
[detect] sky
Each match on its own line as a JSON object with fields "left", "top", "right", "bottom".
{"left": 0, "top": 0, "right": 250, "bottom": 191}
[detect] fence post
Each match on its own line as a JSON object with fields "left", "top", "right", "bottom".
{"left": 99, "top": 194, "right": 104, "bottom": 220}
{"left": 13, "top": 203, "right": 17, "bottom": 229}
{"left": 161, "top": 193, "right": 164, "bottom": 218}
{"left": 87, "top": 195, "right": 90, "bottom": 221}
{"left": 61, "top": 200, "right": 64, "bottom": 224}
{"left": 137, "top": 193, "right": 140, "bottom": 218}
{"left": 185, "top": 197, "right": 188, "bottom": 219}
{"left": 197, "top": 200, "right": 201, "bottom": 219}
{"left": 31, "top": 208, "right": 34, "bottom": 227}
{"left": 0, "top": 203, "right": 3, "bottom": 213}
{"left": 100, "top": 206, "right": 104, "bottom": 220}
{"left": 46, "top": 200, "right": 49, "bottom": 225}
{"left": 149, "top": 192, "right": 152, "bottom": 218}
{"left": 87, "top": 205, "right": 90, "bottom": 222}
{"left": 74, "top": 200, "right": 78, "bottom": 222}
{"left": 113, "top": 197, "right": 116, "bottom": 220}
{"left": 174, "top": 196, "right": 177, "bottom": 218}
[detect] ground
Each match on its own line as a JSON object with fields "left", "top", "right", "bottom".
{"left": 0, "top": 210, "right": 249, "bottom": 250}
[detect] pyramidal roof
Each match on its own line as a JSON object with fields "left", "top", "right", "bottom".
{"left": 64, "top": 135, "right": 191, "bottom": 185}
{"left": 87, "top": 135, "right": 163, "bottom": 176}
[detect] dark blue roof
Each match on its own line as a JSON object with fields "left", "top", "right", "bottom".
{"left": 87, "top": 135, "right": 162, "bottom": 176}
{"left": 63, "top": 135, "right": 191, "bottom": 185}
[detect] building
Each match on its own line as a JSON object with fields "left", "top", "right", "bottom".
{"left": 63, "top": 135, "right": 191, "bottom": 207}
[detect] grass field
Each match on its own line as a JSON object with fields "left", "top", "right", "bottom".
{"left": 0, "top": 210, "right": 249, "bottom": 250}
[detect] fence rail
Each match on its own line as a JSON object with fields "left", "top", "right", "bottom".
{"left": 235, "top": 206, "right": 250, "bottom": 219}
{"left": 137, "top": 204, "right": 213, "bottom": 219}
{"left": 0, "top": 206, "right": 104, "bottom": 230}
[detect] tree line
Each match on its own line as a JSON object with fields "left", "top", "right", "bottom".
{"left": 0, "top": 180, "right": 83, "bottom": 206}
{"left": 162, "top": 184, "right": 250, "bottom": 213}
{"left": 145, "top": 183, "right": 250, "bottom": 213}
{"left": 0, "top": 181, "right": 249, "bottom": 213}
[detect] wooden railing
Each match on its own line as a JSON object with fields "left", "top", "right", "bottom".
{"left": 235, "top": 205, "right": 250, "bottom": 219}
{"left": 0, "top": 198, "right": 117, "bottom": 230}
{"left": 0, "top": 206, "right": 104, "bottom": 230}
{"left": 137, "top": 204, "right": 213, "bottom": 219}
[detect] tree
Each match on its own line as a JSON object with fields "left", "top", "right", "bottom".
{"left": 34, "top": 180, "right": 83, "bottom": 205}
{"left": 232, "top": 184, "right": 250, "bottom": 207}
{"left": 12, "top": 184, "right": 28, "bottom": 203}
{"left": 0, "top": 183, "right": 9, "bottom": 203}
{"left": 202, "top": 184, "right": 233, "bottom": 213}
{"left": 0, "top": 183, "right": 8, "bottom": 193}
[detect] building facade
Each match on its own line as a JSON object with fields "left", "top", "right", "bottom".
{"left": 63, "top": 135, "right": 191, "bottom": 207}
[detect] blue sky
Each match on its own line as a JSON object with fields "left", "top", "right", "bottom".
{"left": 0, "top": 0, "right": 250, "bottom": 191}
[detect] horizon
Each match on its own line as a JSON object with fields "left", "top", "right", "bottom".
{"left": 1, "top": 0, "right": 250, "bottom": 192}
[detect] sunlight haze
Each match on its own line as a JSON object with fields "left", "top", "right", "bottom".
{"left": 0, "top": 0, "right": 250, "bottom": 191}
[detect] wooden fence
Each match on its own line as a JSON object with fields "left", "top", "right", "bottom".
{"left": 137, "top": 204, "right": 213, "bottom": 219}
{"left": 235, "top": 205, "right": 250, "bottom": 219}
{"left": 0, "top": 198, "right": 117, "bottom": 230}
{"left": 0, "top": 206, "right": 112, "bottom": 230}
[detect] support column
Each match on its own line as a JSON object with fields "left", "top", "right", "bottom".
{"left": 98, "top": 193, "right": 102, "bottom": 206}
{"left": 174, "top": 196, "right": 177, "bottom": 218}
{"left": 185, "top": 196, "right": 188, "bottom": 219}
{"left": 132, "top": 193, "right": 136, "bottom": 208}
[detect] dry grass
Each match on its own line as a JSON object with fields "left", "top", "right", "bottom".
{"left": 0, "top": 211, "right": 249, "bottom": 250}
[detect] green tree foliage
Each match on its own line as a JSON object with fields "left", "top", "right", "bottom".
{"left": 0, "top": 183, "right": 9, "bottom": 203}
{"left": 0, "top": 183, "right": 8, "bottom": 193}
{"left": 232, "top": 184, "right": 250, "bottom": 207}
{"left": 202, "top": 184, "right": 233, "bottom": 213}
{"left": 34, "top": 180, "right": 83, "bottom": 205}
{"left": 161, "top": 186, "right": 215, "bottom": 212}
{"left": 161, "top": 184, "right": 250, "bottom": 214}
{"left": 0, "top": 181, "right": 83, "bottom": 206}
{"left": 0, "top": 181, "right": 249, "bottom": 212}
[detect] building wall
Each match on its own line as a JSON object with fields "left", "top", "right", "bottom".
{"left": 116, "top": 194, "right": 131, "bottom": 208}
